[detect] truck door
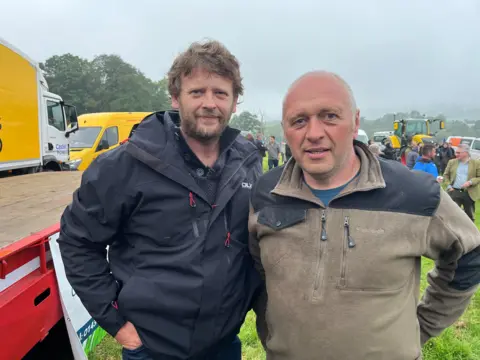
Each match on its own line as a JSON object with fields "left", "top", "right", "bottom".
{"left": 45, "top": 99, "right": 69, "bottom": 164}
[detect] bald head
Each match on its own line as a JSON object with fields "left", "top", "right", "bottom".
{"left": 282, "top": 71, "right": 357, "bottom": 121}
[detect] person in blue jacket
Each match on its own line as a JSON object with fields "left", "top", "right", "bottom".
{"left": 413, "top": 144, "right": 439, "bottom": 178}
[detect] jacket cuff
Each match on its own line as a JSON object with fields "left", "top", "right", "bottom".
{"left": 97, "top": 302, "right": 127, "bottom": 338}
{"left": 420, "top": 329, "right": 431, "bottom": 346}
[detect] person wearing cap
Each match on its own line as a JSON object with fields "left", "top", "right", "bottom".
{"left": 443, "top": 143, "right": 480, "bottom": 221}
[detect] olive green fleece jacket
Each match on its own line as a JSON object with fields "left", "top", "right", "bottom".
{"left": 249, "top": 142, "right": 480, "bottom": 360}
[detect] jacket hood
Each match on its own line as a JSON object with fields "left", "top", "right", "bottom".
{"left": 126, "top": 110, "right": 259, "bottom": 167}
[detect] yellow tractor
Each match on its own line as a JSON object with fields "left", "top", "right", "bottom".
{"left": 388, "top": 117, "right": 445, "bottom": 165}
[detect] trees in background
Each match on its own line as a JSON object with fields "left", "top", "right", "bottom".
{"left": 40, "top": 54, "right": 170, "bottom": 115}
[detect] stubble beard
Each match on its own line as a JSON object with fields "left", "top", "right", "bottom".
{"left": 179, "top": 107, "right": 232, "bottom": 143}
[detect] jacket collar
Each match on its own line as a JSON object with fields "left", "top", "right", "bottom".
{"left": 271, "top": 140, "right": 386, "bottom": 207}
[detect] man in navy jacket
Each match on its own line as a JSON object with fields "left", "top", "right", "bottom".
{"left": 58, "top": 40, "right": 263, "bottom": 360}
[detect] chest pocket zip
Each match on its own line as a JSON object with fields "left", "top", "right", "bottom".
{"left": 340, "top": 216, "right": 356, "bottom": 287}
{"left": 312, "top": 210, "right": 328, "bottom": 300}
{"left": 189, "top": 192, "right": 200, "bottom": 238}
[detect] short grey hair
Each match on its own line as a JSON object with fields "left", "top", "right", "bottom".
{"left": 458, "top": 143, "right": 470, "bottom": 154}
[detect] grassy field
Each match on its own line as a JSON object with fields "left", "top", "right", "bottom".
{"left": 89, "top": 159, "right": 480, "bottom": 359}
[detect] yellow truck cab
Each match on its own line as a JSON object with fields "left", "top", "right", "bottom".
{"left": 67, "top": 112, "right": 151, "bottom": 171}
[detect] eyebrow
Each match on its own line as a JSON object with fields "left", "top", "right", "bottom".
{"left": 287, "top": 106, "right": 343, "bottom": 120}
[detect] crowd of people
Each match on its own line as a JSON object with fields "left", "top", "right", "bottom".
{"left": 56, "top": 39, "right": 480, "bottom": 360}
{"left": 367, "top": 137, "right": 480, "bottom": 222}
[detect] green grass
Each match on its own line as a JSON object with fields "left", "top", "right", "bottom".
{"left": 89, "top": 163, "right": 479, "bottom": 359}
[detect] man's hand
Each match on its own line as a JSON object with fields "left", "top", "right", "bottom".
{"left": 447, "top": 187, "right": 454, "bottom": 192}
{"left": 461, "top": 181, "right": 472, "bottom": 189}
{"left": 115, "top": 321, "right": 142, "bottom": 350}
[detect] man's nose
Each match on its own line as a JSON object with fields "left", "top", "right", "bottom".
{"left": 305, "top": 118, "right": 326, "bottom": 142}
{"left": 202, "top": 91, "right": 217, "bottom": 109}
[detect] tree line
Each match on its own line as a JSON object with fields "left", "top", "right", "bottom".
{"left": 41, "top": 53, "right": 479, "bottom": 141}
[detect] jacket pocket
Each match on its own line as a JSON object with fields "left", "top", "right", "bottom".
{"left": 257, "top": 206, "right": 307, "bottom": 231}
{"left": 256, "top": 206, "right": 308, "bottom": 269}
{"left": 337, "top": 214, "right": 416, "bottom": 292}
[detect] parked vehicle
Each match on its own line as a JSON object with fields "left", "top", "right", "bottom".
{"left": 67, "top": 112, "right": 151, "bottom": 171}
{"left": 0, "top": 37, "right": 78, "bottom": 176}
{"left": 356, "top": 129, "right": 369, "bottom": 144}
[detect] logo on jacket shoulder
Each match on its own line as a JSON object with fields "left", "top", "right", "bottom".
{"left": 242, "top": 182, "right": 253, "bottom": 189}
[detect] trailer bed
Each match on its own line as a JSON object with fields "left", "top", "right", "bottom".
{"left": 0, "top": 171, "right": 83, "bottom": 248}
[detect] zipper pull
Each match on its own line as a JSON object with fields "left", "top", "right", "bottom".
{"left": 224, "top": 232, "right": 231, "bottom": 248}
{"left": 344, "top": 216, "right": 356, "bottom": 248}
{"left": 321, "top": 211, "right": 328, "bottom": 241}
{"left": 189, "top": 192, "right": 196, "bottom": 208}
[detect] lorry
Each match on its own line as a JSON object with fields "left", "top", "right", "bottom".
{"left": 387, "top": 117, "right": 445, "bottom": 164}
{"left": 0, "top": 171, "right": 89, "bottom": 359}
{"left": 67, "top": 112, "right": 151, "bottom": 171}
{"left": 0, "top": 37, "right": 79, "bottom": 176}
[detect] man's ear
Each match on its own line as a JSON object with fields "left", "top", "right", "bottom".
{"left": 354, "top": 109, "right": 360, "bottom": 131}
{"left": 232, "top": 96, "right": 238, "bottom": 113}
{"left": 171, "top": 96, "right": 179, "bottom": 109}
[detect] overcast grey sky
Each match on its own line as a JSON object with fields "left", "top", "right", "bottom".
{"left": 1, "top": 0, "right": 479, "bottom": 120}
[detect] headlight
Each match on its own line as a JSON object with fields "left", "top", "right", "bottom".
{"left": 66, "top": 159, "right": 82, "bottom": 170}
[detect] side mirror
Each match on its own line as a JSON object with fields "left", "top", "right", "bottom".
{"left": 393, "top": 122, "right": 399, "bottom": 130}
{"left": 440, "top": 120, "right": 445, "bottom": 130}
{"left": 97, "top": 140, "right": 109, "bottom": 152}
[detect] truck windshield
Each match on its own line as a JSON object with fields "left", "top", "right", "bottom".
{"left": 394, "top": 120, "right": 427, "bottom": 138}
{"left": 374, "top": 135, "right": 386, "bottom": 142}
{"left": 69, "top": 127, "right": 102, "bottom": 148}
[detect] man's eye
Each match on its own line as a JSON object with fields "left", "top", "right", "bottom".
{"left": 326, "top": 113, "right": 338, "bottom": 120}
{"left": 190, "top": 90, "right": 203, "bottom": 95}
{"left": 292, "top": 118, "right": 306, "bottom": 126}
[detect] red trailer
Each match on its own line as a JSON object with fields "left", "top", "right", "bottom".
{"left": 0, "top": 171, "right": 83, "bottom": 360}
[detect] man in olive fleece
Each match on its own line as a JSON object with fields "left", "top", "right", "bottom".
{"left": 248, "top": 71, "right": 480, "bottom": 360}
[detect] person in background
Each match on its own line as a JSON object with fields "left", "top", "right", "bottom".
{"left": 285, "top": 143, "right": 292, "bottom": 162}
{"left": 368, "top": 143, "right": 383, "bottom": 158}
{"left": 58, "top": 40, "right": 263, "bottom": 360}
{"left": 443, "top": 143, "right": 480, "bottom": 222}
{"left": 266, "top": 135, "right": 281, "bottom": 169}
{"left": 380, "top": 138, "right": 396, "bottom": 160}
{"left": 254, "top": 133, "right": 267, "bottom": 159}
{"left": 448, "top": 141, "right": 456, "bottom": 159}
{"left": 406, "top": 141, "right": 420, "bottom": 169}
{"left": 439, "top": 141, "right": 455, "bottom": 174}
{"left": 413, "top": 144, "right": 440, "bottom": 180}
{"left": 248, "top": 70, "right": 480, "bottom": 360}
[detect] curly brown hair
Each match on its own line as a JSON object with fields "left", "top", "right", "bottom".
{"left": 167, "top": 40, "right": 244, "bottom": 99}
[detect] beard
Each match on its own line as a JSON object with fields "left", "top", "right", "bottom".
{"left": 179, "top": 107, "right": 232, "bottom": 143}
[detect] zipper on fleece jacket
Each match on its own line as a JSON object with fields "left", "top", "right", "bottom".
{"left": 344, "top": 216, "right": 356, "bottom": 248}
{"left": 340, "top": 216, "right": 356, "bottom": 287}
{"left": 312, "top": 210, "right": 328, "bottom": 300}
{"left": 321, "top": 210, "right": 328, "bottom": 241}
